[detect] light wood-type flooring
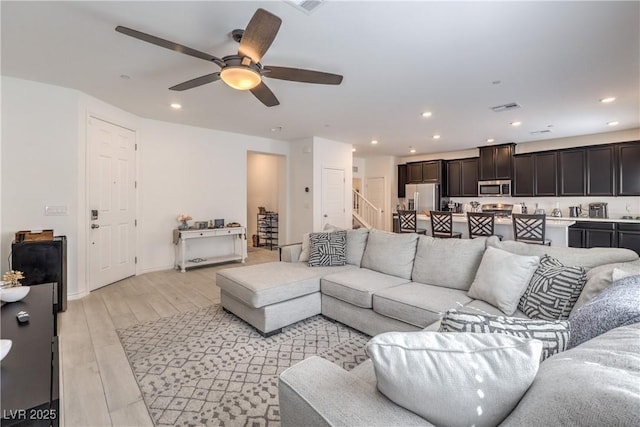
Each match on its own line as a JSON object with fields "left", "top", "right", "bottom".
{"left": 59, "top": 247, "right": 279, "bottom": 426}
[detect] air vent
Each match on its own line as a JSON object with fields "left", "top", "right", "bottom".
{"left": 530, "top": 129, "right": 553, "bottom": 135}
{"left": 286, "top": 0, "right": 325, "bottom": 14}
{"left": 490, "top": 102, "right": 521, "bottom": 112}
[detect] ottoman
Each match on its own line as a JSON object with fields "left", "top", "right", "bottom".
{"left": 217, "top": 261, "right": 355, "bottom": 335}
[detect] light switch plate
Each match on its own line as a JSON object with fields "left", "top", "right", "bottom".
{"left": 45, "top": 205, "right": 68, "bottom": 216}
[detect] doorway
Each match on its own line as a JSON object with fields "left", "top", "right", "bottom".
{"left": 322, "top": 167, "right": 346, "bottom": 229}
{"left": 87, "top": 117, "right": 137, "bottom": 290}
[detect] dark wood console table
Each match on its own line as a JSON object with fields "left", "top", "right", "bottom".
{"left": 1, "top": 283, "right": 59, "bottom": 427}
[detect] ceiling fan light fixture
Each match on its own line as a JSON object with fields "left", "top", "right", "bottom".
{"left": 220, "top": 66, "right": 261, "bottom": 90}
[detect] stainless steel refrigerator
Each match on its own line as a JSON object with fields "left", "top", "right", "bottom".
{"left": 405, "top": 183, "right": 439, "bottom": 213}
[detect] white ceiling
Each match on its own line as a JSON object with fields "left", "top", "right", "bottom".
{"left": 2, "top": 1, "right": 638, "bottom": 157}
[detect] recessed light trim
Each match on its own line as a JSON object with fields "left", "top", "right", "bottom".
{"left": 421, "top": 111, "right": 432, "bottom": 118}
{"left": 371, "top": 140, "right": 378, "bottom": 145}
{"left": 409, "top": 148, "right": 416, "bottom": 153}
{"left": 607, "top": 121, "right": 619, "bottom": 126}
{"left": 486, "top": 138, "right": 495, "bottom": 143}
{"left": 600, "top": 97, "right": 616, "bottom": 103}
{"left": 352, "top": 148, "right": 357, "bottom": 152}
{"left": 432, "top": 134, "right": 441, "bottom": 140}
{"left": 510, "top": 121, "right": 522, "bottom": 127}
{"left": 170, "top": 103, "right": 182, "bottom": 109}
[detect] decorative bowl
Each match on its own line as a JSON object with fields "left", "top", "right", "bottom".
{"left": 0, "top": 286, "right": 30, "bottom": 302}
{"left": 0, "top": 339, "right": 12, "bottom": 361}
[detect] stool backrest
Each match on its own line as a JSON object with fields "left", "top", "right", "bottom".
{"left": 512, "top": 213, "right": 547, "bottom": 244}
{"left": 398, "top": 210, "right": 418, "bottom": 233}
{"left": 467, "top": 212, "right": 496, "bottom": 238}
{"left": 430, "top": 211, "right": 454, "bottom": 236}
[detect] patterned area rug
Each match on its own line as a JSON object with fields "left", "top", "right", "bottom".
{"left": 117, "top": 305, "right": 370, "bottom": 426}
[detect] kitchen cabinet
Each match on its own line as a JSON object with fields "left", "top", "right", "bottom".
{"left": 479, "top": 144, "right": 514, "bottom": 181}
{"left": 586, "top": 145, "right": 615, "bottom": 196}
{"left": 446, "top": 158, "right": 478, "bottom": 197}
{"left": 397, "top": 164, "right": 407, "bottom": 198}
{"left": 405, "top": 161, "right": 443, "bottom": 184}
{"left": 407, "top": 162, "right": 423, "bottom": 183}
{"left": 617, "top": 223, "right": 640, "bottom": 255}
{"left": 513, "top": 152, "right": 557, "bottom": 196}
{"left": 558, "top": 149, "right": 586, "bottom": 196}
{"left": 512, "top": 154, "right": 534, "bottom": 196}
{"left": 569, "top": 222, "right": 617, "bottom": 249}
{"left": 617, "top": 141, "right": 640, "bottom": 196}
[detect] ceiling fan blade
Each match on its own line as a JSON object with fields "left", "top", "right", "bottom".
{"left": 169, "top": 73, "right": 221, "bottom": 91}
{"left": 250, "top": 82, "right": 280, "bottom": 107}
{"left": 263, "top": 66, "right": 343, "bottom": 85}
{"left": 238, "top": 9, "right": 282, "bottom": 63}
{"left": 115, "top": 26, "right": 224, "bottom": 66}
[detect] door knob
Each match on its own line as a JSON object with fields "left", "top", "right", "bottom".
{"left": 323, "top": 214, "right": 328, "bottom": 218}
{"left": 91, "top": 224, "right": 100, "bottom": 229}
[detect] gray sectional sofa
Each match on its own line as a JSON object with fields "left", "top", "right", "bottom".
{"left": 217, "top": 228, "right": 640, "bottom": 426}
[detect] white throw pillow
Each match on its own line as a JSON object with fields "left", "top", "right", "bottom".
{"left": 366, "top": 331, "right": 542, "bottom": 427}
{"left": 467, "top": 246, "right": 540, "bottom": 315}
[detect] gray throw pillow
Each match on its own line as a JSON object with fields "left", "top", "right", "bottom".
{"left": 568, "top": 274, "right": 640, "bottom": 348}
{"left": 308, "top": 230, "right": 347, "bottom": 267}
{"left": 519, "top": 255, "right": 586, "bottom": 321}
{"left": 439, "top": 309, "right": 570, "bottom": 361}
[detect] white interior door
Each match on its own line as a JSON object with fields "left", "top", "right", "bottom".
{"left": 88, "top": 117, "right": 136, "bottom": 290}
{"left": 322, "top": 167, "right": 345, "bottom": 229}
{"left": 366, "top": 176, "right": 387, "bottom": 229}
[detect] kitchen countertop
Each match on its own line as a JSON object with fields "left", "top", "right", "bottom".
{"left": 416, "top": 213, "right": 574, "bottom": 227}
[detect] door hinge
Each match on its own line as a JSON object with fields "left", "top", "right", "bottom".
{"left": 135, "top": 219, "right": 137, "bottom": 226}
{"left": 135, "top": 256, "right": 138, "bottom": 264}
{"left": 134, "top": 181, "right": 137, "bottom": 188}
{"left": 135, "top": 143, "right": 138, "bottom": 151}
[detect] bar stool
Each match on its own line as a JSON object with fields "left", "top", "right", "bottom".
{"left": 467, "top": 212, "right": 502, "bottom": 240}
{"left": 397, "top": 210, "right": 427, "bottom": 235}
{"left": 512, "top": 213, "right": 552, "bottom": 245}
{"left": 430, "top": 211, "right": 462, "bottom": 239}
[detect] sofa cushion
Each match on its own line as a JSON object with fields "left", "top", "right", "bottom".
{"left": 462, "top": 300, "right": 528, "bottom": 318}
{"left": 373, "top": 282, "right": 472, "bottom": 328}
{"left": 367, "top": 331, "right": 542, "bottom": 427}
{"left": 439, "top": 309, "right": 570, "bottom": 361}
{"left": 572, "top": 261, "right": 640, "bottom": 314}
{"left": 360, "top": 230, "right": 418, "bottom": 280}
{"left": 216, "top": 262, "right": 355, "bottom": 308}
{"left": 321, "top": 269, "right": 409, "bottom": 308}
{"left": 298, "top": 232, "right": 311, "bottom": 262}
{"left": 568, "top": 274, "right": 640, "bottom": 348}
{"left": 486, "top": 236, "right": 639, "bottom": 269}
{"left": 346, "top": 228, "right": 369, "bottom": 267}
{"left": 502, "top": 323, "right": 640, "bottom": 427}
{"left": 518, "top": 255, "right": 586, "bottom": 320}
{"left": 468, "top": 246, "right": 540, "bottom": 315}
{"left": 411, "top": 235, "right": 486, "bottom": 290}
{"left": 308, "top": 230, "right": 347, "bottom": 266}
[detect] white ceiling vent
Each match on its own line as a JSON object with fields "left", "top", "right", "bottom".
{"left": 530, "top": 129, "right": 553, "bottom": 135}
{"left": 490, "top": 102, "right": 521, "bottom": 112}
{"left": 286, "top": 0, "right": 325, "bottom": 14}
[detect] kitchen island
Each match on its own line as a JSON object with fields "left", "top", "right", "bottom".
{"left": 416, "top": 213, "right": 575, "bottom": 246}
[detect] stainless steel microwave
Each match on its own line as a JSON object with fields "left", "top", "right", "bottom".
{"left": 478, "top": 180, "right": 511, "bottom": 197}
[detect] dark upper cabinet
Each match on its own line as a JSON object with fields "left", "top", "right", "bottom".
{"left": 617, "top": 141, "right": 640, "bottom": 196}
{"left": 558, "top": 149, "right": 586, "bottom": 196}
{"left": 586, "top": 145, "right": 615, "bottom": 196}
{"left": 407, "top": 162, "right": 423, "bottom": 183}
{"left": 534, "top": 152, "right": 558, "bottom": 196}
{"left": 397, "top": 164, "right": 407, "bottom": 198}
{"left": 479, "top": 144, "right": 514, "bottom": 180}
{"left": 461, "top": 158, "right": 479, "bottom": 196}
{"left": 512, "top": 154, "right": 534, "bottom": 196}
{"left": 446, "top": 160, "right": 462, "bottom": 197}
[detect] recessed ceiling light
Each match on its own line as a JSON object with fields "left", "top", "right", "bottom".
{"left": 600, "top": 97, "right": 616, "bottom": 103}
{"left": 510, "top": 121, "right": 522, "bottom": 127}
{"left": 120, "top": 74, "right": 131, "bottom": 80}
{"left": 170, "top": 103, "right": 182, "bottom": 109}
{"left": 409, "top": 148, "right": 416, "bottom": 154}
{"left": 421, "top": 111, "right": 432, "bottom": 118}
{"left": 432, "top": 134, "right": 441, "bottom": 140}
{"left": 352, "top": 148, "right": 356, "bottom": 152}
{"left": 607, "top": 121, "right": 619, "bottom": 126}
{"left": 271, "top": 126, "right": 283, "bottom": 132}
{"left": 486, "top": 138, "right": 495, "bottom": 143}
{"left": 371, "top": 140, "right": 378, "bottom": 145}
{"left": 492, "top": 80, "right": 501, "bottom": 85}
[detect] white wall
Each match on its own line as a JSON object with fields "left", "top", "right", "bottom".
{"left": 312, "top": 137, "right": 353, "bottom": 230}
{"left": 1, "top": 77, "right": 291, "bottom": 299}
{"left": 247, "top": 152, "right": 282, "bottom": 244}
{"left": 289, "top": 138, "right": 314, "bottom": 242}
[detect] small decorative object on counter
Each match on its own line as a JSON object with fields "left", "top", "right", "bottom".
{"left": 2, "top": 270, "right": 24, "bottom": 287}
{"left": 1, "top": 270, "right": 29, "bottom": 302}
{"left": 177, "top": 213, "right": 192, "bottom": 230}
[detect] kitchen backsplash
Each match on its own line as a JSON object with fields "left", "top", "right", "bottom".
{"left": 449, "top": 196, "right": 640, "bottom": 219}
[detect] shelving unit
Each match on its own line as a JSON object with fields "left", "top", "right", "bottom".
{"left": 257, "top": 212, "right": 279, "bottom": 250}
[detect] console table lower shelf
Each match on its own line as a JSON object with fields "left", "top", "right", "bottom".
{"left": 173, "top": 227, "right": 247, "bottom": 273}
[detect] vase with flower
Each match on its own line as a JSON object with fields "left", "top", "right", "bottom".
{"left": 177, "top": 213, "right": 193, "bottom": 230}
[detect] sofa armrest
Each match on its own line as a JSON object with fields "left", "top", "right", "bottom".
{"left": 279, "top": 356, "right": 431, "bottom": 427}
{"left": 278, "top": 243, "right": 302, "bottom": 262}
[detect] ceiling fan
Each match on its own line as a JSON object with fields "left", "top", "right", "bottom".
{"left": 115, "top": 8, "right": 343, "bottom": 107}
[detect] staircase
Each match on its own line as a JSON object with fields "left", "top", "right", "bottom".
{"left": 352, "top": 189, "right": 382, "bottom": 229}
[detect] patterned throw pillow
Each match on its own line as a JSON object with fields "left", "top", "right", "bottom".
{"left": 308, "top": 230, "right": 347, "bottom": 267}
{"left": 439, "top": 309, "right": 570, "bottom": 361}
{"left": 519, "top": 255, "right": 586, "bottom": 320}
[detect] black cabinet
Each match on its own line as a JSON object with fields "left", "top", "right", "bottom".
{"left": 12, "top": 236, "right": 67, "bottom": 312}
{"left": 617, "top": 141, "right": 640, "bottom": 196}
{"left": 513, "top": 154, "right": 534, "bottom": 196}
{"left": 558, "top": 149, "right": 586, "bottom": 196}
{"left": 397, "top": 164, "right": 407, "bottom": 198}
{"left": 447, "top": 158, "right": 478, "bottom": 197}
{"left": 586, "top": 145, "right": 615, "bottom": 196}
{"left": 407, "top": 162, "right": 423, "bottom": 183}
{"left": 479, "top": 144, "right": 514, "bottom": 180}
{"left": 617, "top": 223, "right": 640, "bottom": 255}
{"left": 405, "top": 161, "right": 443, "bottom": 184}
{"left": 534, "top": 152, "right": 558, "bottom": 196}
{"left": 569, "top": 222, "right": 617, "bottom": 249}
